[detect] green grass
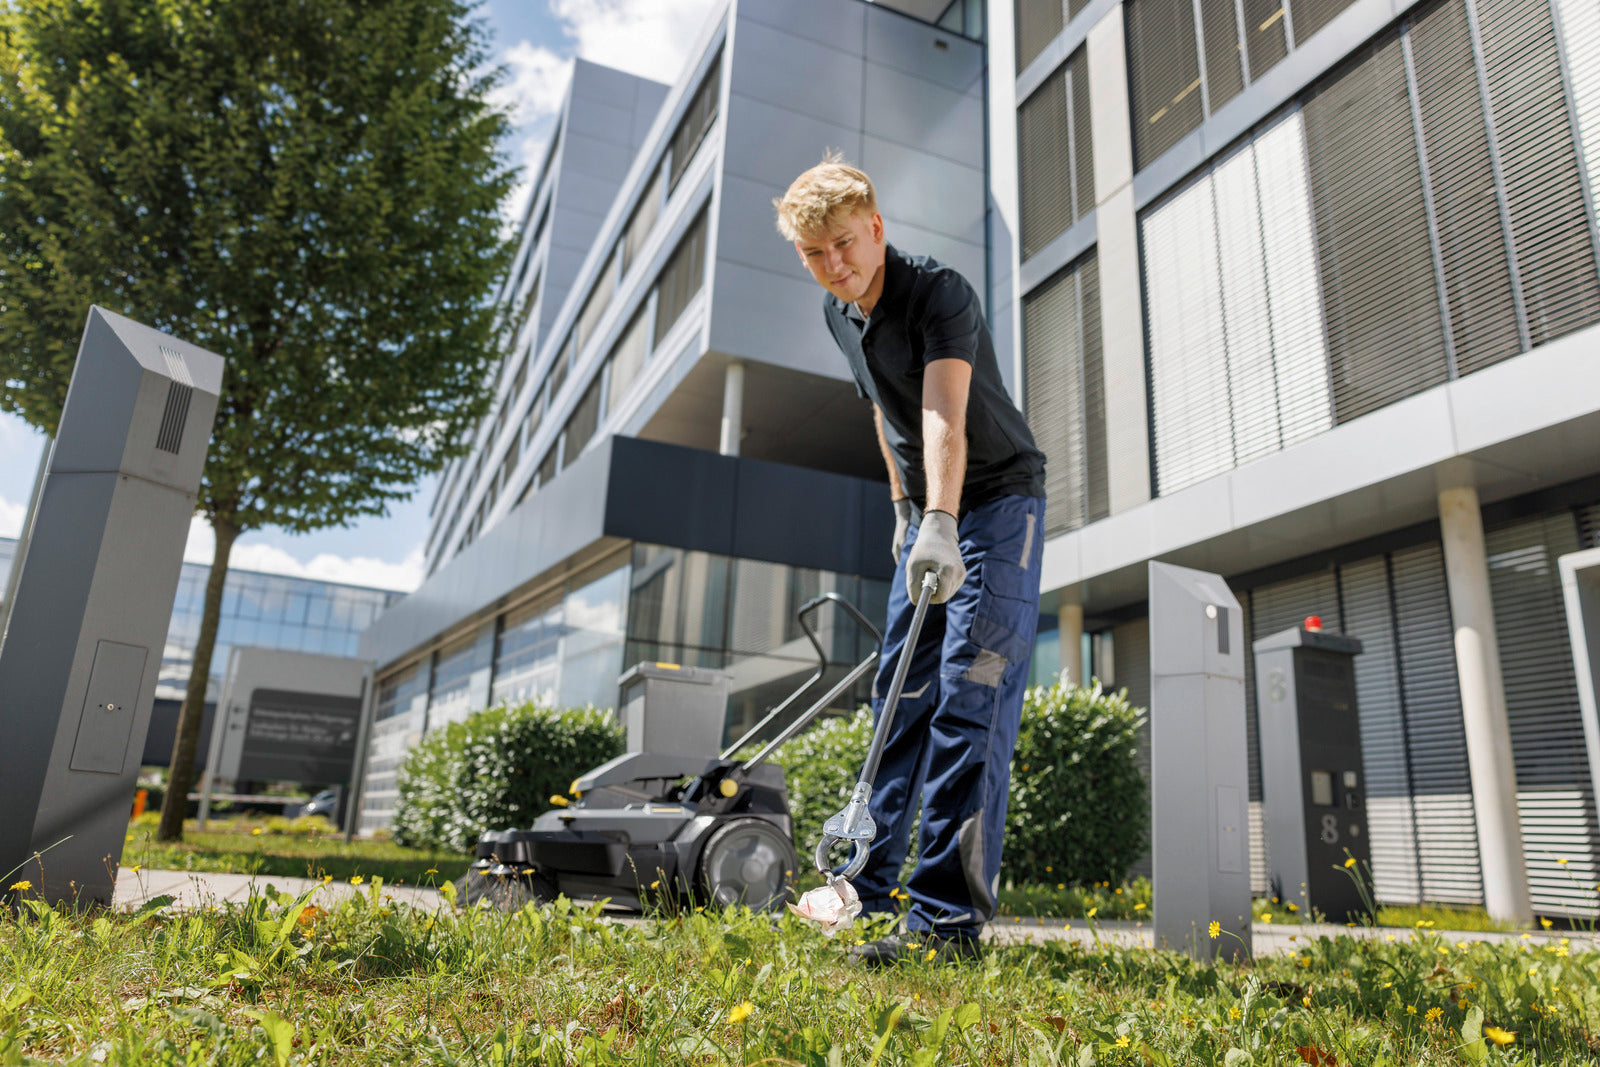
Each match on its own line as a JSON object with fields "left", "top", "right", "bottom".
{"left": 120, "top": 816, "right": 464, "bottom": 886}
{"left": 996, "top": 879, "right": 1152, "bottom": 921}
{"left": 2, "top": 881, "right": 1596, "bottom": 1065}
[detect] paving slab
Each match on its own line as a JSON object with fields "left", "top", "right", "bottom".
{"left": 114, "top": 867, "right": 444, "bottom": 913}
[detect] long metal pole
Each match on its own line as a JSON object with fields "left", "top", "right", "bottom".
{"left": 0, "top": 435, "right": 52, "bottom": 649}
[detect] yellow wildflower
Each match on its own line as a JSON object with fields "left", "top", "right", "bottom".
{"left": 252, "top": 828, "right": 263, "bottom": 836}
{"left": 1541, "top": 917, "right": 1553, "bottom": 929}
{"left": 1229, "top": 1006, "right": 1241, "bottom": 1020}
{"left": 1558, "top": 858, "right": 1569, "bottom": 865}
{"left": 1135, "top": 902, "right": 1147, "bottom": 911}
{"left": 1426, "top": 1007, "right": 1442, "bottom": 1023}
{"left": 8, "top": 880, "right": 31, "bottom": 892}
{"left": 1087, "top": 907, "right": 1098, "bottom": 918}
{"left": 1406, "top": 1005, "right": 1416, "bottom": 1015}
{"left": 1343, "top": 857, "right": 1357, "bottom": 868}
{"left": 1209, "top": 921, "right": 1221, "bottom": 939}
{"left": 1114, "top": 1036, "right": 1131, "bottom": 1049}
{"left": 1262, "top": 913, "right": 1273, "bottom": 924}
{"left": 424, "top": 868, "right": 438, "bottom": 876}
{"left": 130, "top": 864, "right": 141, "bottom": 873}
{"left": 350, "top": 876, "right": 364, "bottom": 885}
{"left": 1057, "top": 883, "right": 1065, "bottom": 890}
{"left": 729, "top": 1001, "right": 754, "bottom": 1025}
{"left": 1484, "top": 1026, "right": 1516, "bottom": 1046}
{"left": 925, "top": 948, "right": 937, "bottom": 962}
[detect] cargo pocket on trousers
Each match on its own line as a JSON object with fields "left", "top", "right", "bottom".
{"left": 965, "top": 559, "right": 1034, "bottom": 687}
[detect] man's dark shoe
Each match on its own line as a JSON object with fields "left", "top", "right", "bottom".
{"left": 846, "top": 931, "right": 983, "bottom": 967}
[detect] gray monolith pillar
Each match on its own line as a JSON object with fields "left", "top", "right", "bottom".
{"left": 0, "top": 306, "right": 223, "bottom": 908}
{"left": 1150, "top": 561, "right": 1251, "bottom": 961}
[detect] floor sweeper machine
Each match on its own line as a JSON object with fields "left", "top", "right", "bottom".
{"left": 460, "top": 590, "right": 893, "bottom": 912}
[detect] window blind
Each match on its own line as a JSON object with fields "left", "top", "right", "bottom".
{"left": 1203, "top": 0, "right": 1247, "bottom": 112}
{"left": 655, "top": 208, "right": 709, "bottom": 347}
{"left": 1301, "top": 33, "right": 1449, "bottom": 422}
{"left": 670, "top": 49, "right": 722, "bottom": 192}
{"left": 1019, "top": 67, "right": 1075, "bottom": 259}
{"left": 1474, "top": 0, "right": 1600, "bottom": 353}
{"left": 1487, "top": 512, "right": 1600, "bottom": 916}
{"left": 1016, "top": 0, "right": 1064, "bottom": 70}
{"left": 1408, "top": 0, "right": 1521, "bottom": 370}
{"left": 1128, "top": 0, "right": 1206, "bottom": 166}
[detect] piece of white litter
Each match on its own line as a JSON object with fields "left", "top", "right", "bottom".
{"left": 788, "top": 878, "right": 861, "bottom": 935}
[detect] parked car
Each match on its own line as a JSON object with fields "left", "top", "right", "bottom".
{"left": 292, "top": 788, "right": 339, "bottom": 821}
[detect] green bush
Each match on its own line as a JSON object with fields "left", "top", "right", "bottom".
{"left": 771, "top": 678, "right": 1147, "bottom": 887}
{"left": 391, "top": 701, "right": 624, "bottom": 852}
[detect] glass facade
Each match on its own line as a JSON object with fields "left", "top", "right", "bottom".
{"left": 0, "top": 536, "right": 397, "bottom": 705}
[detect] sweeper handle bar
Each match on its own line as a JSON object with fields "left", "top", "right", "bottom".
{"left": 727, "top": 592, "right": 884, "bottom": 772}
{"left": 814, "top": 571, "right": 939, "bottom": 883}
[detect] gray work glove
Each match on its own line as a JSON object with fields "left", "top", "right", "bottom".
{"left": 891, "top": 497, "right": 913, "bottom": 565}
{"left": 906, "top": 509, "right": 966, "bottom": 604}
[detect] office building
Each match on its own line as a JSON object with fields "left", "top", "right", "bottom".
{"left": 359, "top": 0, "right": 1600, "bottom": 923}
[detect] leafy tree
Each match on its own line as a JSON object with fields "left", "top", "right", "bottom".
{"left": 0, "top": 0, "right": 518, "bottom": 840}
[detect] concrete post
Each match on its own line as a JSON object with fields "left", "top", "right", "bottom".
{"left": 1059, "top": 593, "right": 1084, "bottom": 685}
{"left": 719, "top": 360, "right": 745, "bottom": 457}
{"left": 0, "top": 307, "right": 223, "bottom": 907}
{"left": 1438, "top": 484, "right": 1532, "bottom": 924}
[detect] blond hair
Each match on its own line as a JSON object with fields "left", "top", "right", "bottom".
{"left": 773, "top": 151, "right": 877, "bottom": 241}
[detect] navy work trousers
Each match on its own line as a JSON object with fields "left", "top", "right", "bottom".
{"left": 854, "top": 493, "right": 1045, "bottom": 941}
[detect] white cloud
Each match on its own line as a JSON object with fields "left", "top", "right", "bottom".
{"left": 550, "top": 0, "right": 720, "bottom": 84}
{"left": 492, "top": 0, "right": 720, "bottom": 220}
{"left": 182, "top": 518, "right": 424, "bottom": 593}
{"left": 0, "top": 494, "right": 25, "bottom": 540}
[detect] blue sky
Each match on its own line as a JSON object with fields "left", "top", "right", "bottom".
{"left": 0, "top": 0, "right": 719, "bottom": 591}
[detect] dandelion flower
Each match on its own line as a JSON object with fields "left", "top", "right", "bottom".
{"left": 1343, "top": 857, "right": 1357, "bottom": 868}
{"left": 8, "top": 880, "right": 31, "bottom": 892}
{"left": 424, "top": 869, "right": 438, "bottom": 876}
{"left": 729, "top": 1001, "right": 754, "bottom": 1025}
{"left": 1541, "top": 917, "right": 1553, "bottom": 929}
{"left": 1385, "top": 935, "right": 1395, "bottom": 942}
{"left": 1135, "top": 903, "right": 1147, "bottom": 911}
{"left": 130, "top": 864, "right": 141, "bottom": 873}
{"left": 1262, "top": 913, "right": 1273, "bottom": 924}
{"left": 1426, "top": 1007, "right": 1442, "bottom": 1022}
{"left": 252, "top": 828, "right": 263, "bottom": 836}
{"left": 1209, "top": 921, "right": 1221, "bottom": 939}
{"left": 1087, "top": 907, "right": 1098, "bottom": 918}
{"left": 1287, "top": 903, "right": 1300, "bottom": 913}
{"left": 1229, "top": 1006, "right": 1241, "bottom": 1020}
{"left": 650, "top": 880, "right": 660, "bottom": 889}
{"left": 925, "top": 948, "right": 937, "bottom": 962}
{"left": 1484, "top": 1026, "right": 1516, "bottom": 1046}
{"left": 350, "top": 876, "right": 364, "bottom": 885}
{"left": 1558, "top": 858, "right": 1569, "bottom": 865}
{"left": 1057, "top": 883, "right": 1065, "bottom": 890}
{"left": 1406, "top": 1005, "right": 1416, "bottom": 1014}
{"left": 1114, "top": 1036, "right": 1130, "bottom": 1049}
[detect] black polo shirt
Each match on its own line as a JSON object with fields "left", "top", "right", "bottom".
{"left": 823, "top": 244, "right": 1046, "bottom": 512}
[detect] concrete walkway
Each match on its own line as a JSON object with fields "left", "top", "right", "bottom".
{"left": 112, "top": 869, "right": 1592, "bottom": 956}
{"left": 114, "top": 867, "right": 445, "bottom": 913}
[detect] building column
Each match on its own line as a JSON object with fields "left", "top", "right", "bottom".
{"left": 719, "top": 360, "right": 744, "bottom": 457}
{"left": 1438, "top": 484, "right": 1532, "bottom": 923}
{"left": 1087, "top": 5, "right": 1152, "bottom": 512}
{"left": 1059, "top": 591, "right": 1084, "bottom": 685}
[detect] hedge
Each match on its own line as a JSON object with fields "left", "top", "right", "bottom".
{"left": 390, "top": 701, "right": 624, "bottom": 852}
{"left": 771, "top": 678, "right": 1148, "bottom": 886}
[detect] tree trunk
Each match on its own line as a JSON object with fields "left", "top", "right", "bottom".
{"left": 157, "top": 517, "right": 240, "bottom": 842}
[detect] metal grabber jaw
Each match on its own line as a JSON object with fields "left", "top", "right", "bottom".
{"left": 809, "top": 570, "right": 940, "bottom": 886}
{"left": 814, "top": 780, "right": 877, "bottom": 882}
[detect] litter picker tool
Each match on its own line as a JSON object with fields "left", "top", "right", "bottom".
{"left": 791, "top": 571, "right": 938, "bottom": 931}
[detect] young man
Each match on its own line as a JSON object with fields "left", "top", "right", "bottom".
{"left": 774, "top": 156, "right": 1046, "bottom": 965}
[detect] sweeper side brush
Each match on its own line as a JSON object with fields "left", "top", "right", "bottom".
{"left": 459, "top": 592, "right": 883, "bottom": 912}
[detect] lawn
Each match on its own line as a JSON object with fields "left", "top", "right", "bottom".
{"left": 2, "top": 879, "right": 1594, "bottom": 1064}
{"left": 120, "top": 816, "right": 463, "bottom": 886}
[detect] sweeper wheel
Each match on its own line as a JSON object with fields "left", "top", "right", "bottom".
{"left": 698, "top": 818, "right": 796, "bottom": 912}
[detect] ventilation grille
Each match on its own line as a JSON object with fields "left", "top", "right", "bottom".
{"left": 155, "top": 347, "right": 193, "bottom": 455}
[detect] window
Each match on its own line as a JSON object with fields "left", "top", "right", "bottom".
{"left": 537, "top": 440, "right": 560, "bottom": 489}
{"left": 574, "top": 252, "right": 617, "bottom": 357}
{"left": 563, "top": 373, "right": 604, "bottom": 465}
{"left": 549, "top": 341, "right": 571, "bottom": 399}
{"left": 1015, "top": 0, "right": 1064, "bottom": 70}
{"left": 1017, "top": 49, "right": 1094, "bottom": 259}
{"left": 654, "top": 208, "right": 709, "bottom": 346}
{"left": 669, "top": 48, "right": 723, "bottom": 191}
{"left": 606, "top": 307, "right": 651, "bottom": 416}
{"left": 509, "top": 352, "right": 528, "bottom": 401}
{"left": 1141, "top": 110, "right": 1332, "bottom": 494}
{"left": 620, "top": 168, "right": 664, "bottom": 276}
{"left": 493, "top": 594, "right": 563, "bottom": 707}
{"left": 1023, "top": 252, "right": 1107, "bottom": 535}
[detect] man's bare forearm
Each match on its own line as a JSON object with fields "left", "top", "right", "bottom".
{"left": 922, "top": 360, "right": 970, "bottom": 516}
{"left": 874, "top": 406, "right": 909, "bottom": 501}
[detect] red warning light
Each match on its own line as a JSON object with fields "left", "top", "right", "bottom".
{"left": 1304, "top": 615, "right": 1324, "bottom": 632}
